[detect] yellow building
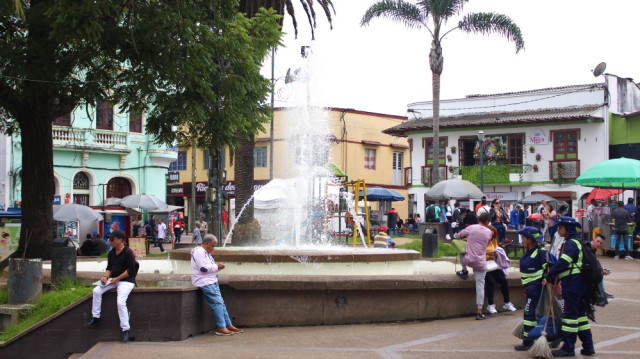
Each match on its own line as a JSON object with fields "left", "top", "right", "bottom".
{"left": 167, "top": 107, "right": 410, "bottom": 225}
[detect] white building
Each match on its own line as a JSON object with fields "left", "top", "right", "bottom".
{"left": 384, "top": 74, "right": 640, "bottom": 216}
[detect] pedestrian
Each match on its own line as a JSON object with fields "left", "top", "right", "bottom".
{"left": 521, "top": 205, "right": 529, "bottom": 228}
{"left": 624, "top": 198, "right": 637, "bottom": 223}
{"left": 489, "top": 199, "right": 511, "bottom": 244}
{"left": 373, "top": 225, "right": 395, "bottom": 248}
{"left": 156, "top": 218, "right": 167, "bottom": 254}
{"left": 509, "top": 205, "right": 521, "bottom": 230}
{"left": 199, "top": 216, "right": 208, "bottom": 233}
{"left": 144, "top": 220, "right": 154, "bottom": 251}
{"left": 85, "top": 230, "right": 137, "bottom": 342}
{"left": 386, "top": 208, "right": 398, "bottom": 235}
{"left": 589, "top": 233, "right": 613, "bottom": 299}
{"left": 191, "top": 234, "right": 243, "bottom": 336}
{"left": 587, "top": 199, "right": 597, "bottom": 240}
{"left": 484, "top": 225, "right": 517, "bottom": 314}
{"left": 546, "top": 204, "right": 559, "bottom": 241}
{"left": 611, "top": 200, "right": 631, "bottom": 260}
{"left": 476, "top": 196, "right": 490, "bottom": 216}
{"left": 173, "top": 217, "right": 184, "bottom": 243}
{"left": 444, "top": 199, "right": 454, "bottom": 240}
{"left": 544, "top": 217, "right": 595, "bottom": 357}
{"left": 515, "top": 226, "right": 555, "bottom": 352}
{"left": 132, "top": 219, "right": 141, "bottom": 237}
{"left": 406, "top": 215, "right": 416, "bottom": 235}
{"left": 453, "top": 212, "right": 493, "bottom": 320}
{"left": 425, "top": 201, "right": 440, "bottom": 223}
{"left": 222, "top": 205, "right": 229, "bottom": 236}
{"left": 452, "top": 202, "right": 463, "bottom": 234}
{"left": 396, "top": 217, "right": 405, "bottom": 236}
{"left": 475, "top": 196, "right": 487, "bottom": 213}
{"left": 193, "top": 222, "right": 203, "bottom": 243}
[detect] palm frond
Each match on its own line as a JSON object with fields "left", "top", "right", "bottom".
{"left": 284, "top": 1, "right": 299, "bottom": 39}
{"left": 360, "top": 0, "right": 426, "bottom": 29}
{"left": 317, "top": 0, "right": 335, "bottom": 30}
{"left": 423, "top": 0, "right": 466, "bottom": 18}
{"left": 457, "top": 12, "right": 524, "bottom": 53}
{"left": 299, "top": 0, "right": 316, "bottom": 40}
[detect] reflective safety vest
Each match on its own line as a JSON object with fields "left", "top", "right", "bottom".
{"left": 520, "top": 247, "right": 548, "bottom": 285}
{"left": 559, "top": 239, "right": 583, "bottom": 279}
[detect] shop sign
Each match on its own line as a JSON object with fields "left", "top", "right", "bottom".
{"left": 167, "top": 184, "right": 183, "bottom": 197}
{"left": 223, "top": 180, "right": 269, "bottom": 197}
{"left": 528, "top": 128, "right": 549, "bottom": 145}
{"left": 485, "top": 192, "right": 518, "bottom": 201}
{"left": 167, "top": 171, "right": 180, "bottom": 184}
{"left": 183, "top": 181, "right": 208, "bottom": 197}
{"left": 52, "top": 195, "right": 61, "bottom": 206}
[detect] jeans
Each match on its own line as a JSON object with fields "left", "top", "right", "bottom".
{"left": 485, "top": 269, "right": 510, "bottom": 305}
{"left": 614, "top": 230, "right": 629, "bottom": 257}
{"left": 92, "top": 281, "right": 135, "bottom": 331}
{"left": 174, "top": 228, "right": 182, "bottom": 243}
{"left": 200, "top": 282, "right": 232, "bottom": 329}
{"left": 494, "top": 222, "right": 506, "bottom": 243}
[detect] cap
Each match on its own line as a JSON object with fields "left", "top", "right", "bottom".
{"left": 92, "top": 230, "right": 99, "bottom": 235}
{"left": 108, "top": 229, "right": 125, "bottom": 241}
{"left": 518, "top": 226, "right": 543, "bottom": 242}
{"left": 553, "top": 216, "right": 581, "bottom": 229}
{"left": 379, "top": 225, "right": 388, "bottom": 233}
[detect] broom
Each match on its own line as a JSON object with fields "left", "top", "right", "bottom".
{"left": 529, "top": 280, "right": 558, "bottom": 358}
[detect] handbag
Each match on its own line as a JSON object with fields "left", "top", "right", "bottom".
{"left": 486, "top": 259, "right": 499, "bottom": 272}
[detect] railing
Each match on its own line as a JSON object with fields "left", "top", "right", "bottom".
{"left": 421, "top": 166, "right": 447, "bottom": 186}
{"left": 456, "top": 164, "right": 533, "bottom": 185}
{"left": 52, "top": 127, "right": 87, "bottom": 142}
{"left": 549, "top": 160, "right": 580, "bottom": 183}
{"left": 93, "top": 130, "right": 127, "bottom": 146}
{"left": 52, "top": 127, "right": 129, "bottom": 148}
{"left": 404, "top": 167, "right": 412, "bottom": 187}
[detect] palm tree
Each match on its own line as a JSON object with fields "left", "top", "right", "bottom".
{"left": 361, "top": 0, "right": 524, "bottom": 185}
{"left": 240, "top": 1, "right": 335, "bottom": 40}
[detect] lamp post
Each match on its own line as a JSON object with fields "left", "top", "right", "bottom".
{"left": 478, "top": 130, "right": 485, "bottom": 192}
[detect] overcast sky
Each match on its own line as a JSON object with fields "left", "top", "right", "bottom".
{"left": 262, "top": 0, "right": 640, "bottom": 116}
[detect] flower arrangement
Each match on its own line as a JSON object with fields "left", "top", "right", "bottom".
{"left": 533, "top": 164, "right": 539, "bottom": 172}
{"left": 448, "top": 165, "right": 454, "bottom": 173}
{"left": 535, "top": 153, "right": 541, "bottom": 162}
{"left": 473, "top": 136, "right": 507, "bottom": 164}
{"left": 529, "top": 145, "right": 535, "bottom": 153}
{"left": 446, "top": 154, "right": 452, "bottom": 162}
{"left": 450, "top": 146, "right": 457, "bottom": 154}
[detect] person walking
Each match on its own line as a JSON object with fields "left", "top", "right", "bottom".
{"left": 85, "top": 230, "right": 137, "bottom": 342}
{"left": 173, "top": 217, "right": 184, "bottom": 243}
{"left": 193, "top": 222, "right": 203, "bottom": 243}
{"left": 544, "top": 217, "right": 595, "bottom": 357}
{"left": 453, "top": 212, "right": 493, "bottom": 320}
{"left": 191, "top": 234, "right": 243, "bottom": 336}
{"left": 156, "top": 218, "right": 167, "bottom": 254}
{"left": 611, "top": 200, "right": 631, "bottom": 260}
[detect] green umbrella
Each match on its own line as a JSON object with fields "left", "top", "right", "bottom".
{"left": 575, "top": 157, "right": 640, "bottom": 188}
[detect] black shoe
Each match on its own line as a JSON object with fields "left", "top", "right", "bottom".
{"left": 456, "top": 270, "right": 469, "bottom": 280}
{"left": 514, "top": 343, "right": 532, "bottom": 351}
{"left": 580, "top": 348, "right": 595, "bottom": 356}
{"left": 605, "top": 292, "right": 614, "bottom": 298}
{"left": 122, "top": 330, "right": 130, "bottom": 342}
{"left": 551, "top": 349, "right": 575, "bottom": 357}
{"left": 475, "top": 313, "right": 486, "bottom": 320}
{"left": 550, "top": 338, "right": 562, "bottom": 348}
{"left": 85, "top": 317, "right": 101, "bottom": 327}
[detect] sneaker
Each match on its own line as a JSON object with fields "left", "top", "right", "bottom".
{"left": 122, "top": 330, "right": 130, "bottom": 342}
{"left": 475, "top": 313, "right": 486, "bottom": 320}
{"left": 161, "top": 251, "right": 167, "bottom": 254}
{"left": 85, "top": 317, "right": 101, "bottom": 327}
{"left": 552, "top": 349, "right": 575, "bottom": 357}
{"left": 227, "top": 325, "right": 244, "bottom": 333}
{"left": 514, "top": 342, "right": 532, "bottom": 351}
{"left": 502, "top": 302, "right": 517, "bottom": 312}
{"left": 625, "top": 255, "right": 633, "bottom": 260}
{"left": 580, "top": 348, "right": 596, "bottom": 356}
{"left": 215, "top": 328, "right": 234, "bottom": 336}
{"left": 446, "top": 234, "right": 452, "bottom": 240}
{"left": 487, "top": 304, "right": 498, "bottom": 314}
{"left": 456, "top": 270, "right": 469, "bottom": 280}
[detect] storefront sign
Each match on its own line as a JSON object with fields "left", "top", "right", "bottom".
{"left": 167, "top": 171, "right": 180, "bottom": 184}
{"left": 528, "top": 128, "right": 549, "bottom": 145}
{"left": 485, "top": 192, "right": 518, "bottom": 202}
{"left": 574, "top": 209, "right": 586, "bottom": 218}
{"left": 166, "top": 184, "right": 183, "bottom": 197}
{"left": 223, "top": 180, "right": 269, "bottom": 197}
{"left": 183, "top": 181, "right": 209, "bottom": 198}
{"left": 52, "top": 195, "right": 61, "bottom": 206}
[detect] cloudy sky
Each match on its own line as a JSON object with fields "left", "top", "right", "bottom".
{"left": 263, "top": 0, "right": 640, "bottom": 116}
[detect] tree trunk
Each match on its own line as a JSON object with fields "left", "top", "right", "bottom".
{"left": 429, "top": 39, "right": 443, "bottom": 186}
{"left": 235, "top": 135, "right": 255, "bottom": 225}
{"left": 16, "top": 112, "right": 55, "bottom": 259}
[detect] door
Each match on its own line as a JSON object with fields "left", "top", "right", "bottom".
{"left": 392, "top": 151, "right": 403, "bottom": 186}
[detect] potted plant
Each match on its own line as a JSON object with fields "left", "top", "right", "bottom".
{"left": 450, "top": 145, "right": 456, "bottom": 154}
{"left": 448, "top": 165, "right": 454, "bottom": 173}
{"left": 535, "top": 153, "right": 541, "bottom": 162}
{"left": 532, "top": 164, "right": 539, "bottom": 172}
{"left": 529, "top": 145, "right": 535, "bottom": 153}
{"left": 446, "top": 154, "right": 452, "bottom": 162}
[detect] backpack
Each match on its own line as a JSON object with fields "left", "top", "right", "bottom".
{"left": 426, "top": 205, "right": 436, "bottom": 220}
{"left": 578, "top": 240, "right": 606, "bottom": 307}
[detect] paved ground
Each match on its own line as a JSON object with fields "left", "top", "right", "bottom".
{"left": 78, "top": 255, "right": 640, "bottom": 359}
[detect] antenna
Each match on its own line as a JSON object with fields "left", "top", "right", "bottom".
{"left": 592, "top": 62, "right": 606, "bottom": 77}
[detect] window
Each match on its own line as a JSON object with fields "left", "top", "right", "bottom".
{"left": 393, "top": 152, "right": 403, "bottom": 171}
{"left": 364, "top": 148, "right": 376, "bottom": 170}
{"left": 169, "top": 151, "right": 187, "bottom": 171}
{"left": 553, "top": 130, "right": 578, "bottom": 160}
{"left": 53, "top": 114, "right": 71, "bottom": 126}
{"left": 507, "top": 134, "right": 524, "bottom": 165}
{"left": 425, "top": 137, "right": 447, "bottom": 165}
{"left": 204, "top": 149, "right": 226, "bottom": 170}
{"left": 254, "top": 147, "right": 267, "bottom": 168}
{"left": 73, "top": 194, "right": 89, "bottom": 206}
{"left": 107, "top": 177, "right": 132, "bottom": 199}
{"left": 73, "top": 172, "right": 90, "bottom": 205}
{"left": 96, "top": 101, "right": 113, "bottom": 130}
{"left": 73, "top": 172, "right": 89, "bottom": 190}
{"left": 129, "top": 111, "right": 142, "bottom": 133}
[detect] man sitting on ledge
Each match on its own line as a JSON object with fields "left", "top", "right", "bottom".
{"left": 191, "top": 234, "right": 243, "bottom": 336}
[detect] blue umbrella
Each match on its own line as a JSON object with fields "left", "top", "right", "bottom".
{"left": 358, "top": 187, "right": 405, "bottom": 201}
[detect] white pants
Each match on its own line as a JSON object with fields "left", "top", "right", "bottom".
{"left": 473, "top": 270, "right": 486, "bottom": 310}
{"left": 92, "top": 281, "right": 135, "bottom": 331}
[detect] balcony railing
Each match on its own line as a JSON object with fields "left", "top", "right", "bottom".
{"left": 456, "top": 164, "right": 533, "bottom": 185}
{"left": 53, "top": 126, "right": 129, "bottom": 149}
{"left": 421, "top": 166, "right": 447, "bottom": 187}
{"left": 52, "top": 127, "right": 87, "bottom": 142}
{"left": 404, "top": 167, "right": 412, "bottom": 187}
{"left": 549, "top": 160, "right": 580, "bottom": 183}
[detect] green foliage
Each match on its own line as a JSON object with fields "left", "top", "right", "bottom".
{"left": 0, "top": 280, "right": 92, "bottom": 341}
{"left": 462, "top": 164, "right": 510, "bottom": 184}
{"left": 0, "top": 289, "right": 7, "bottom": 305}
{"left": 395, "top": 239, "right": 458, "bottom": 258}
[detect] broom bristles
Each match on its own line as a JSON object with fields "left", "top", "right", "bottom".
{"left": 512, "top": 321, "right": 524, "bottom": 339}
{"left": 528, "top": 333, "right": 552, "bottom": 358}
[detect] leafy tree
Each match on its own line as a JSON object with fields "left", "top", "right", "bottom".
{"left": 361, "top": 0, "right": 524, "bottom": 184}
{"left": 0, "top": 0, "right": 280, "bottom": 259}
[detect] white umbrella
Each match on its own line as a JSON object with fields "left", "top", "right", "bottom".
{"left": 425, "top": 179, "right": 484, "bottom": 200}
{"left": 53, "top": 203, "right": 104, "bottom": 222}
{"left": 120, "top": 194, "right": 168, "bottom": 211}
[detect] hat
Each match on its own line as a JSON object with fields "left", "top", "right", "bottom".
{"left": 92, "top": 230, "right": 99, "bottom": 235}
{"left": 518, "top": 226, "right": 543, "bottom": 242}
{"left": 108, "top": 229, "right": 125, "bottom": 241}
{"left": 379, "top": 225, "right": 388, "bottom": 233}
{"left": 553, "top": 216, "right": 581, "bottom": 229}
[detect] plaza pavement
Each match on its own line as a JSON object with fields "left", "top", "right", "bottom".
{"left": 77, "top": 255, "right": 640, "bottom": 359}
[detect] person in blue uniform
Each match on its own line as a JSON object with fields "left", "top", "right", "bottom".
{"left": 515, "top": 226, "right": 555, "bottom": 351}
{"left": 543, "top": 217, "right": 595, "bottom": 357}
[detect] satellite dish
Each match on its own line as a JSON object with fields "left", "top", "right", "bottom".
{"left": 592, "top": 62, "right": 606, "bottom": 77}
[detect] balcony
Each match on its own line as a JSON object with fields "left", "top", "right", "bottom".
{"left": 421, "top": 166, "right": 448, "bottom": 187}
{"left": 53, "top": 126, "right": 131, "bottom": 153}
{"left": 549, "top": 160, "right": 580, "bottom": 183}
{"left": 453, "top": 164, "right": 534, "bottom": 185}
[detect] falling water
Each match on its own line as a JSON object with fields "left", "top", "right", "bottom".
{"left": 223, "top": 192, "right": 256, "bottom": 247}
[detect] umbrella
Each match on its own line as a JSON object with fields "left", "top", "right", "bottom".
{"left": 585, "top": 188, "right": 623, "bottom": 203}
{"left": 53, "top": 203, "right": 103, "bottom": 222}
{"left": 358, "top": 187, "right": 405, "bottom": 201}
{"left": 424, "top": 179, "right": 484, "bottom": 200}
{"left": 120, "top": 194, "right": 168, "bottom": 211}
{"left": 575, "top": 157, "right": 640, "bottom": 188}
{"left": 519, "top": 193, "right": 558, "bottom": 206}
{"left": 100, "top": 197, "right": 122, "bottom": 206}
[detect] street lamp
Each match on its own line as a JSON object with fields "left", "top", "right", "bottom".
{"left": 477, "top": 130, "right": 485, "bottom": 192}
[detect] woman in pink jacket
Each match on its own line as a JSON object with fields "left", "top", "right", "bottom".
{"left": 454, "top": 212, "right": 493, "bottom": 320}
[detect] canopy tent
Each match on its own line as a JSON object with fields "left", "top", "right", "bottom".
{"left": 585, "top": 188, "right": 624, "bottom": 203}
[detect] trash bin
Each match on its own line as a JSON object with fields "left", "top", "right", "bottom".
{"left": 51, "top": 237, "right": 77, "bottom": 284}
{"left": 422, "top": 227, "right": 438, "bottom": 258}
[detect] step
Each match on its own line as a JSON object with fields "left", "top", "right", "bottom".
{"left": 0, "top": 303, "right": 34, "bottom": 332}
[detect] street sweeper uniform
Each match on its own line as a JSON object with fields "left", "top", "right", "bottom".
{"left": 547, "top": 219, "right": 595, "bottom": 357}
{"left": 519, "top": 243, "right": 550, "bottom": 348}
